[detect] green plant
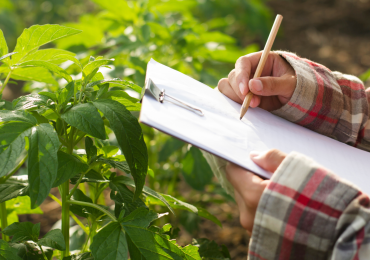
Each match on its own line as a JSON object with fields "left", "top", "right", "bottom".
{"left": 0, "top": 24, "right": 229, "bottom": 259}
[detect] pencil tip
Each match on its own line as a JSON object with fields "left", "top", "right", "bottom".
{"left": 240, "top": 117, "right": 242, "bottom": 120}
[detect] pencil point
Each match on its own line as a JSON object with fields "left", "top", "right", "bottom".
{"left": 240, "top": 117, "right": 242, "bottom": 120}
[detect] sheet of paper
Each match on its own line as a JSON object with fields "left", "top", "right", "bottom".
{"left": 140, "top": 59, "right": 370, "bottom": 195}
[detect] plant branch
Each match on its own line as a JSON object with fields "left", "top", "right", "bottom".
{"left": 67, "top": 200, "right": 117, "bottom": 222}
{"left": 61, "top": 182, "right": 70, "bottom": 258}
{"left": 38, "top": 244, "right": 48, "bottom": 260}
{"left": 67, "top": 167, "right": 91, "bottom": 200}
{"left": 48, "top": 193, "right": 89, "bottom": 234}
{"left": 0, "top": 68, "right": 12, "bottom": 96}
{"left": 0, "top": 201, "right": 8, "bottom": 241}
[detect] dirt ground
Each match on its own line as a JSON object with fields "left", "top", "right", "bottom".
{"left": 15, "top": 0, "right": 370, "bottom": 259}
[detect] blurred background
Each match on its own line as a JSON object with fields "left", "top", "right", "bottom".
{"left": 1, "top": 0, "right": 370, "bottom": 259}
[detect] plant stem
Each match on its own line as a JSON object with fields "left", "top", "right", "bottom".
{"left": 67, "top": 200, "right": 117, "bottom": 222}
{"left": 48, "top": 194, "right": 89, "bottom": 234}
{"left": 0, "top": 201, "right": 8, "bottom": 241}
{"left": 61, "top": 181, "right": 70, "bottom": 258}
{"left": 67, "top": 167, "right": 91, "bottom": 200}
{"left": 39, "top": 245, "right": 48, "bottom": 260}
{"left": 0, "top": 69, "right": 12, "bottom": 96}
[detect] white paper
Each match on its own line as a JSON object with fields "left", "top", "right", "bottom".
{"left": 140, "top": 59, "right": 370, "bottom": 194}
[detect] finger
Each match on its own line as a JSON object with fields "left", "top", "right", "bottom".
{"left": 249, "top": 94, "right": 261, "bottom": 108}
{"left": 228, "top": 69, "right": 244, "bottom": 100}
{"left": 248, "top": 74, "right": 296, "bottom": 98}
{"left": 218, "top": 78, "right": 243, "bottom": 104}
{"left": 226, "top": 163, "right": 265, "bottom": 206}
{"left": 234, "top": 190, "right": 253, "bottom": 232}
{"left": 250, "top": 149, "right": 287, "bottom": 172}
{"left": 234, "top": 52, "right": 263, "bottom": 96}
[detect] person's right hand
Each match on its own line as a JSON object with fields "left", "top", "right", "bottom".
{"left": 218, "top": 52, "right": 297, "bottom": 111}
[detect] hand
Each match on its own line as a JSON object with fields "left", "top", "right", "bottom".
{"left": 218, "top": 52, "right": 297, "bottom": 111}
{"left": 226, "top": 149, "right": 287, "bottom": 233}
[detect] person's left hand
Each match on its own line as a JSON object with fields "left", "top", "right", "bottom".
{"left": 226, "top": 149, "right": 287, "bottom": 234}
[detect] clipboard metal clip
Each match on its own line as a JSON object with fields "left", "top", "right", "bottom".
{"left": 143, "top": 78, "right": 204, "bottom": 116}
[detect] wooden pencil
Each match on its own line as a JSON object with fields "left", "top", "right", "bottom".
{"left": 239, "top": 14, "right": 283, "bottom": 119}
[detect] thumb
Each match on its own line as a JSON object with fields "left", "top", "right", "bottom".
{"left": 249, "top": 75, "right": 295, "bottom": 98}
{"left": 250, "top": 149, "right": 287, "bottom": 172}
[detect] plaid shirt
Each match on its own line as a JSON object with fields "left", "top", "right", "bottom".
{"left": 247, "top": 53, "right": 370, "bottom": 260}
{"left": 204, "top": 52, "right": 370, "bottom": 259}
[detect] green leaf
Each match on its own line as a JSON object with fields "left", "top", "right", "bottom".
{"left": 38, "top": 92, "right": 57, "bottom": 101}
{"left": 58, "top": 81, "right": 75, "bottom": 107}
{"left": 0, "top": 122, "right": 33, "bottom": 177}
{"left": 0, "top": 100, "right": 12, "bottom": 110}
{"left": 181, "top": 147, "right": 213, "bottom": 191}
{"left": 0, "top": 110, "right": 37, "bottom": 124}
{"left": 28, "top": 123, "right": 60, "bottom": 208}
{"left": 20, "top": 49, "right": 75, "bottom": 64}
{"left": 360, "top": 68, "right": 370, "bottom": 81}
{"left": 0, "top": 29, "right": 8, "bottom": 58}
{"left": 63, "top": 252, "right": 93, "bottom": 260}
{"left": 17, "top": 60, "right": 72, "bottom": 83}
{"left": 0, "top": 182, "right": 28, "bottom": 203}
{"left": 0, "top": 239, "right": 22, "bottom": 260}
{"left": 7, "top": 196, "right": 43, "bottom": 215}
{"left": 10, "top": 67, "right": 58, "bottom": 85}
{"left": 109, "top": 80, "right": 142, "bottom": 93}
{"left": 53, "top": 151, "right": 89, "bottom": 187}
{"left": 90, "top": 0, "right": 136, "bottom": 21}
{"left": 112, "top": 175, "right": 174, "bottom": 215}
{"left": 98, "top": 158, "right": 130, "bottom": 174}
{"left": 2, "top": 222, "right": 40, "bottom": 242}
{"left": 192, "top": 238, "right": 230, "bottom": 260}
{"left": 90, "top": 222, "right": 128, "bottom": 260}
{"left": 85, "top": 136, "right": 97, "bottom": 162}
{"left": 70, "top": 169, "right": 106, "bottom": 184}
{"left": 198, "top": 208, "right": 222, "bottom": 228}
{"left": 121, "top": 208, "right": 201, "bottom": 260}
{"left": 13, "top": 94, "right": 51, "bottom": 111}
{"left": 100, "top": 90, "right": 140, "bottom": 111}
{"left": 11, "top": 24, "right": 81, "bottom": 65}
{"left": 92, "top": 99, "right": 148, "bottom": 199}
{"left": 0, "top": 52, "right": 16, "bottom": 63}
{"left": 158, "top": 137, "right": 185, "bottom": 162}
{"left": 82, "top": 59, "right": 113, "bottom": 84}
{"left": 109, "top": 180, "right": 147, "bottom": 217}
{"left": 38, "top": 229, "right": 66, "bottom": 250}
{"left": 61, "top": 103, "right": 106, "bottom": 139}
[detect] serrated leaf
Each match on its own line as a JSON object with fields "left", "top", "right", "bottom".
{"left": 0, "top": 122, "right": 33, "bottom": 177}
{"left": 0, "top": 29, "right": 8, "bottom": 58}
{"left": 121, "top": 208, "right": 201, "bottom": 260}
{"left": 90, "top": 222, "right": 128, "bottom": 260}
{"left": 13, "top": 94, "right": 51, "bottom": 111}
{"left": 61, "top": 103, "right": 106, "bottom": 139}
{"left": 28, "top": 123, "right": 60, "bottom": 208}
{"left": 0, "top": 110, "right": 37, "bottom": 124}
{"left": 21, "top": 49, "right": 75, "bottom": 64}
{"left": 17, "top": 60, "right": 72, "bottom": 82}
{"left": 112, "top": 176, "right": 174, "bottom": 215}
{"left": 98, "top": 158, "right": 130, "bottom": 174}
{"left": 181, "top": 147, "right": 213, "bottom": 191}
{"left": 0, "top": 239, "right": 23, "bottom": 260}
{"left": 53, "top": 151, "right": 89, "bottom": 187}
{"left": 10, "top": 67, "right": 58, "bottom": 85}
{"left": 38, "top": 229, "right": 66, "bottom": 250}
{"left": 11, "top": 24, "right": 81, "bottom": 65}
{"left": 58, "top": 81, "right": 75, "bottom": 107}
{"left": 192, "top": 238, "right": 230, "bottom": 260}
{"left": 0, "top": 182, "right": 28, "bottom": 203}
{"left": 2, "top": 222, "right": 40, "bottom": 242}
{"left": 82, "top": 59, "right": 113, "bottom": 84}
{"left": 109, "top": 181, "right": 147, "bottom": 217}
{"left": 87, "top": 79, "right": 141, "bottom": 93}
{"left": 92, "top": 99, "right": 148, "bottom": 199}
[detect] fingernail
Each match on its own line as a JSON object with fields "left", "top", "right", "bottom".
{"left": 239, "top": 82, "right": 245, "bottom": 95}
{"left": 251, "top": 79, "right": 263, "bottom": 92}
{"left": 250, "top": 151, "right": 261, "bottom": 158}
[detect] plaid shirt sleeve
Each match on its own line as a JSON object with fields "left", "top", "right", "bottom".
{"left": 249, "top": 152, "right": 370, "bottom": 260}
{"left": 273, "top": 51, "right": 370, "bottom": 152}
